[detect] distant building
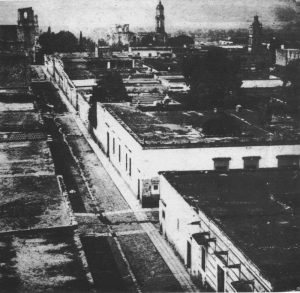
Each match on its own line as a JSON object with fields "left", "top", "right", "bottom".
{"left": 135, "top": 0, "right": 168, "bottom": 45}
{"left": 107, "top": 24, "right": 136, "bottom": 46}
{"left": 276, "top": 48, "right": 300, "bottom": 66}
{"left": 159, "top": 168, "right": 300, "bottom": 292}
{"left": 0, "top": 7, "right": 39, "bottom": 62}
{"left": 106, "top": 1, "right": 168, "bottom": 47}
{"left": 158, "top": 75, "right": 190, "bottom": 92}
{"left": 128, "top": 46, "right": 173, "bottom": 58}
{"left": 248, "top": 16, "right": 263, "bottom": 54}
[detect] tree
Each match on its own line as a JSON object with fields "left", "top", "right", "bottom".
{"left": 182, "top": 47, "right": 242, "bottom": 109}
{"left": 202, "top": 111, "right": 241, "bottom": 136}
{"left": 39, "top": 30, "right": 80, "bottom": 53}
{"left": 79, "top": 31, "right": 83, "bottom": 52}
{"left": 92, "top": 71, "right": 129, "bottom": 103}
{"left": 282, "top": 59, "right": 300, "bottom": 112}
{"left": 168, "top": 35, "right": 194, "bottom": 47}
{"left": 98, "top": 39, "right": 108, "bottom": 46}
{"left": 55, "top": 31, "right": 78, "bottom": 52}
{"left": 140, "top": 34, "right": 155, "bottom": 46}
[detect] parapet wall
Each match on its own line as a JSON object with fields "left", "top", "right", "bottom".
{"left": 44, "top": 55, "right": 90, "bottom": 126}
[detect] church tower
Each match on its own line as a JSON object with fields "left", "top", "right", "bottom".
{"left": 248, "top": 15, "right": 263, "bottom": 54}
{"left": 17, "top": 7, "right": 39, "bottom": 62}
{"left": 155, "top": 0, "right": 165, "bottom": 34}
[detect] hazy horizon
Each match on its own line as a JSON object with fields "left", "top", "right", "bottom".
{"left": 0, "top": 0, "right": 299, "bottom": 38}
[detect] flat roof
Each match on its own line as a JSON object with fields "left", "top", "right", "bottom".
{"left": 102, "top": 103, "right": 300, "bottom": 148}
{"left": 241, "top": 79, "right": 284, "bottom": 88}
{"left": 0, "top": 111, "right": 43, "bottom": 132}
{"left": 161, "top": 168, "right": 300, "bottom": 291}
{"left": 0, "top": 140, "right": 55, "bottom": 176}
{"left": 0, "top": 55, "right": 29, "bottom": 88}
{"left": 0, "top": 175, "right": 71, "bottom": 232}
{"left": 0, "top": 230, "right": 89, "bottom": 291}
{"left": 0, "top": 102, "right": 34, "bottom": 111}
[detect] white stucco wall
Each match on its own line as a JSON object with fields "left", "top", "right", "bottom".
{"left": 95, "top": 103, "right": 300, "bottom": 201}
{"left": 159, "top": 175, "right": 273, "bottom": 292}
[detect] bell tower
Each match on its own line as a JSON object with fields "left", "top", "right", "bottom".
{"left": 17, "top": 7, "right": 39, "bottom": 62}
{"left": 248, "top": 15, "right": 263, "bottom": 54}
{"left": 155, "top": 0, "right": 165, "bottom": 34}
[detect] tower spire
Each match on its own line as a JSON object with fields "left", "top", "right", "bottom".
{"left": 156, "top": 0, "right": 165, "bottom": 34}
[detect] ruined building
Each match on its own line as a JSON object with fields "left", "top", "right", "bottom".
{"left": 107, "top": 24, "right": 136, "bottom": 46}
{"left": 0, "top": 7, "right": 39, "bottom": 62}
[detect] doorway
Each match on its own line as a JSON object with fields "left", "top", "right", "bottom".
{"left": 187, "top": 241, "right": 191, "bottom": 269}
{"left": 137, "top": 179, "right": 141, "bottom": 200}
{"left": 106, "top": 132, "right": 110, "bottom": 158}
{"left": 217, "top": 265, "right": 225, "bottom": 292}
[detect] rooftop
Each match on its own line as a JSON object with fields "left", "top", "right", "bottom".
{"left": 0, "top": 230, "right": 90, "bottom": 292}
{"left": 0, "top": 140, "right": 54, "bottom": 176}
{"left": 0, "top": 89, "right": 35, "bottom": 111}
{"left": 0, "top": 175, "right": 71, "bottom": 232}
{"left": 241, "top": 79, "right": 284, "bottom": 88}
{"left": 0, "top": 111, "right": 43, "bottom": 133}
{"left": 0, "top": 55, "right": 30, "bottom": 88}
{"left": 102, "top": 103, "right": 300, "bottom": 148}
{"left": 161, "top": 168, "right": 300, "bottom": 291}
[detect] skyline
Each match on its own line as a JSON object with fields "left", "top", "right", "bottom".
{"left": 0, "top": 0, "right": 299, "bottom": 37}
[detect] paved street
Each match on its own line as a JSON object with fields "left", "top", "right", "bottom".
{"left": 32, "top": 69, "right": 199, "bottom": 292}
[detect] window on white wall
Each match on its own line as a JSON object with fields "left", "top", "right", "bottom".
{"left": 213, "top": 158, "right": 231, "bottom": 171}
{"left": 243, "top": 156, "right": 261, "bottom": 170}
{"left": 113, "top": 138, "right": 115, "bottom": 154}
{"left": 177, "top": 218, "right": 180, "bottom": 230}
{"left": 129, "top": 158, "right": 132, "bottom": 176}
{"left": 201, "top": 246, "right": 206, "bottom": 272}
{"left": 119, "top": 145, "right": 121, "bottom": 162}
{"left": 277, "top": 155, "right": 300, "bottom": 169}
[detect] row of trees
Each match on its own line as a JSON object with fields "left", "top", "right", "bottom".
{"left": 39, "top": 29, "right": 95, "bottom": 54}
{"left": 137, "top": 34, "right": 194, "bottom": 47}
{"left": 182, "top": 47, "right": 242, "bottom": 109}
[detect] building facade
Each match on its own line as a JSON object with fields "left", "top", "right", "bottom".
{"left": 93, "top": 103, "right": 300, "bottom": 207}
{"left": 276, "top": 48, "right": 300, "bottom": 66}
{"left": 107, "top": 24, "right": 136, "bottom": 46}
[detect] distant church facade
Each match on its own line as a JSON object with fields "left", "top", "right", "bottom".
{"left": 0, "top": 7, "right": 39, "bottom": 61}
{"left": 107, "top": 0, "right": 168, "bottom": 46}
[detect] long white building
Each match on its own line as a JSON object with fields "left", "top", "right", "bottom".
{"left": 92, "top": 103, "right": 300, "bottom": 206}
{"left": 159, "top": 168, "right": 300, "bottom": 292}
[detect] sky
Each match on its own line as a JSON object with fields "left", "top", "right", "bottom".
{"left": 0, "top": 0, "right": 299, "bottom": 37}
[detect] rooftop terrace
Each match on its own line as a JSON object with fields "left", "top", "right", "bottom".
{"left": 0, "top": 111, "right": 43, "bottom": 133}
{"left": 0, "top": 140, "right": 54, "bottom": 176}
{"left": 0, "top": 55, "right": 30, "bottom": 88}
{"left": 0, "top": 175, "right": 71, "bottom": 232}
{"left": 162, "top": 168, "right": 300, "bottom": 291}
{"left": 102, "top": 103, "right": 300, "bottom": 148}
{"left": 0, "top": 230, "right": 90, "bottom": 292}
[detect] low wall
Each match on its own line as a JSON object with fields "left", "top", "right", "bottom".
{"left": 44, "top": 55, "right": 90, "bottom": 127}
